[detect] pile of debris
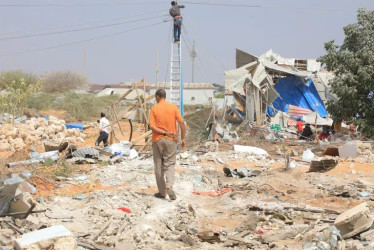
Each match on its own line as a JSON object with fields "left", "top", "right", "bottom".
{"left": 0, "top": 116, "right": 86, "bottom": 152}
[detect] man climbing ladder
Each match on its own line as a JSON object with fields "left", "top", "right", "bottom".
{"left": 169, "top": 1, "right": 185, "bottom": 43}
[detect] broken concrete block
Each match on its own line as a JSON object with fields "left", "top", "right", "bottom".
{"left": 308, "top": 159, "right": 338, "bottom": 173}
{"left": 339, "top": 144, "right": 357, "bottom": 158}
{"left": 0, "top": 174, "right": 24, "bottom": 214}
{"left": 14, "top": 225, "right": 77, "bottom": 250}
{"left": 25, "top": 215, "right": 40, "bottom": 229}
{"left": 360, "top": 229, "right": 374, "bottom": 241}
{"left": 334, "top": 202, "right": 374, "bottom": 239}
{"left": 9, "top": 192, "right": 35, "bottom": 218}
{"left": 16, "top": 181, "right": 37, "bottom": 195}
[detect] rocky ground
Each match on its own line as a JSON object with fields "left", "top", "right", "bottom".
{"left": 3, "top": 142, "right": 374, "bottom": 249}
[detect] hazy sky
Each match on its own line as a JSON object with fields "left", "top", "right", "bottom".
{"left": 0, "top": 0, "right": 373, "bottom": 85}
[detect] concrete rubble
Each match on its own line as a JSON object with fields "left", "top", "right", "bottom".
{"left": 0, "top": 116, "right": 85, "bottom": 152}
{"left": 1, "top": 113, "right": 374, "bottom": 249}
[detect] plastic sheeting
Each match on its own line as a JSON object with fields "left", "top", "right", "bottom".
{"left": 268, "top": 76, "right": 327, "bottom": 117}
{"left": 66, "top": 123, "right": 84, "bottom": 130}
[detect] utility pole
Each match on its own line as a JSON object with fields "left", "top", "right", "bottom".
{"left": 156, "top": 50, "right": 159, "bottom": 89}
{"left": 83, "top": 47, "right": 87, "bottom": 78}
{"left": 190, "top": 40, "right": 197, "bottom": 83}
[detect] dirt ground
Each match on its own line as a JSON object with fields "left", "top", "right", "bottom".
{"left": 1, "top": 111, "right": 374, "bottom": 249}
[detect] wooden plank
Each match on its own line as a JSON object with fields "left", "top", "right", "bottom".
{"left": 130, "top": 130, "right": 152, "bottom": 146}
{"left": 112, "top": 87, "right": 134, "bottom": 105}
{"left": 121, "top": 95, "right": 155, "bottom": 119}
{"left": 90, "top": 220, "right": 112, "bottom": 241}
{"left": 139, "top": 137, "right": 152, "bottom": 152}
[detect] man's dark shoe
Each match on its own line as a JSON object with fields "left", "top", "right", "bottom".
{"left": 167, "top": 188, "right": 177, "bottom": 200}
{"left": 154, "top": 193, "right": 166, "bottom": 199}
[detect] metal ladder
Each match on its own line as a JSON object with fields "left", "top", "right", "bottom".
{"left": 169, "top": 42, "right": 184, "bottom": 117}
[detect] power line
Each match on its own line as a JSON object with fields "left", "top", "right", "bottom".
{"left": 2, "top": 9, "right": 166, "bottom": 36}
{"left": 0, "top": 15, "right": 169, "bottom": 41}
{"left": 0, "top": 1, "right": 360, "bottom": 11}
{"left": 0, "top": 2, "right": 166, "bottom": 7}
{"left": 0, "top": 20, "right": 170, "bottom": 57}
{"left": 183, "top": 2, "right": 357, "bottom": 12}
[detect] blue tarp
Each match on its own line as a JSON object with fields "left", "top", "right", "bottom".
{"left": 65, "top": 123, "right": 84, "bottom": 130}
{"left": 267, "top": 76, "right": 327, "bottom": 117}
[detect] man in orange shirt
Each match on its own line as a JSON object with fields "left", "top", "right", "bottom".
{"left": 149, "top": 89, "right": 186, "bottom": 200}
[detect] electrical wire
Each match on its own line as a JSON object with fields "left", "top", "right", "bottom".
{"left": 0, "top": 20, "right": 171, "bottom": 57}
{"left": 0, "top": 15, "right": 169, "bottom": 41}
{"left": 0, "top": 2, "right": 167, "bottom": 7}
{"left": 2, "top": 9, "right": 166, "bottom": 36}
{"left": 182, "top": 1, "right": 357, "bottom": 12}
{"left": 0, "top": 1, "right": 359, "bottom": 11}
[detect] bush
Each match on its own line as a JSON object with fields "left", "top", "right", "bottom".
{"left": 26, "top": 92, "right": 119, "bottom": 121}
{"left": 27, "top": 93, "right": 58, "bottom": 111}
{"left": 0, "top": 71, "right": 40, "bottom": 90}
{"left": 43, "top": 71, "right": 89, "bottom": 93}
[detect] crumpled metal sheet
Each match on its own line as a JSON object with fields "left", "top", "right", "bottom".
{"left": 72, "top": 147, "right": 99, "bottom": 158}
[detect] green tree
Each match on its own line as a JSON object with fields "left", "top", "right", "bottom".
{"left": 319, "top": 8, "right": 374, "bottom": 137}
{"left": 0, "top": 73, "right": 44, "bottom": 124}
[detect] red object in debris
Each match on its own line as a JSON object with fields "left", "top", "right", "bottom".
{"left": 254, "top": 229, "right": 264, "bottom": 235}
{"left": 192, "top": 188, "right": 233, "bottom": 197}
{"left": 118, "top": 207, "right": 131, "bottom": 213}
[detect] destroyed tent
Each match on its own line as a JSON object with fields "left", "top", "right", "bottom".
{"left": 225, "top": 49, "right": 331, "bottom": 126}
{"left": 267, "top": 76, "right": 328, "bottom": 118}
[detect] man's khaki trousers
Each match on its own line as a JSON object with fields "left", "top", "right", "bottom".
{"left": 152, "top": 138, "right": 177, "bottom": 196}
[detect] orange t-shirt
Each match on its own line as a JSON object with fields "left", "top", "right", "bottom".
{"left": 149, "top": 99, "right": 183, "bottom": 142}
{"left": 296, "top": 121, "right": 303, "bottom": 132}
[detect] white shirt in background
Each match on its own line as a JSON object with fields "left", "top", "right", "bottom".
{"left": 99, "top": 117, "right": 111, "bottom": 134}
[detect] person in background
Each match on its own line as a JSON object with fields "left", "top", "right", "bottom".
{"left": 296, "top": 118, "right": 303, "bottom": 136}
{"left": 300, "top": 124, "right": 314, "bottom": 140}
{"left": 95, "top": 112, "right": 110, "bottom": 147}
{"left": 169, "top": 1, "right": 185, "bottom": 43}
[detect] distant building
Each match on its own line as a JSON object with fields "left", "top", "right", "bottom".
{"left": 90, "top": 82, "right": 215, "bottom": 105}
{"left": 150, "top": 83, "right": 215, "bottom": 105}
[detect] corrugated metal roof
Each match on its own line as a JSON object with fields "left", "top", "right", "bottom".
{"left": 150, "top": 83, "right": 215, "bottom": 89}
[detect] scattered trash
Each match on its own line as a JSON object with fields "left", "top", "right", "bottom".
{"left": 74, "top": 194, "right": 87, "bottom": 200}
{"left": 302, "top": 149, "right": 315, "bottom": 162}
{"left": 106, "top": 141, "right": 131, "bottom": 156}
{"left": 234, "top": 145, "right": 268, "bottom": 156}
{"left": 118, "top": 207, "right": 131, "bottom": 213}
{"left": 71, "top": 147, "right": 99, "bottom": 159}
{"left": 223, "top": 166, "right": 261, "bottom": 178}
{"left": 360, "top": 192, "right": 371, "bottom": 197}
{"left": 193, "top": 188, "right": 233, "bottom": 197}
{"left": 303, "top": 226, "right": 344, "bottom": 250}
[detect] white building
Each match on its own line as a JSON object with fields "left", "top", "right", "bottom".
{"left": 91, "top": 82, "right": 215, "bottom": 106}
{"left": 149, "top": 83, "right": 215, "bottom": 105}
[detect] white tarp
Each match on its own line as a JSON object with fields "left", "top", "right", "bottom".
{"left": 234, "top": 145, "right": 268, "bottom": 156}
{"left": 303, "top": 112, "right": 333, "bottom": 126}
